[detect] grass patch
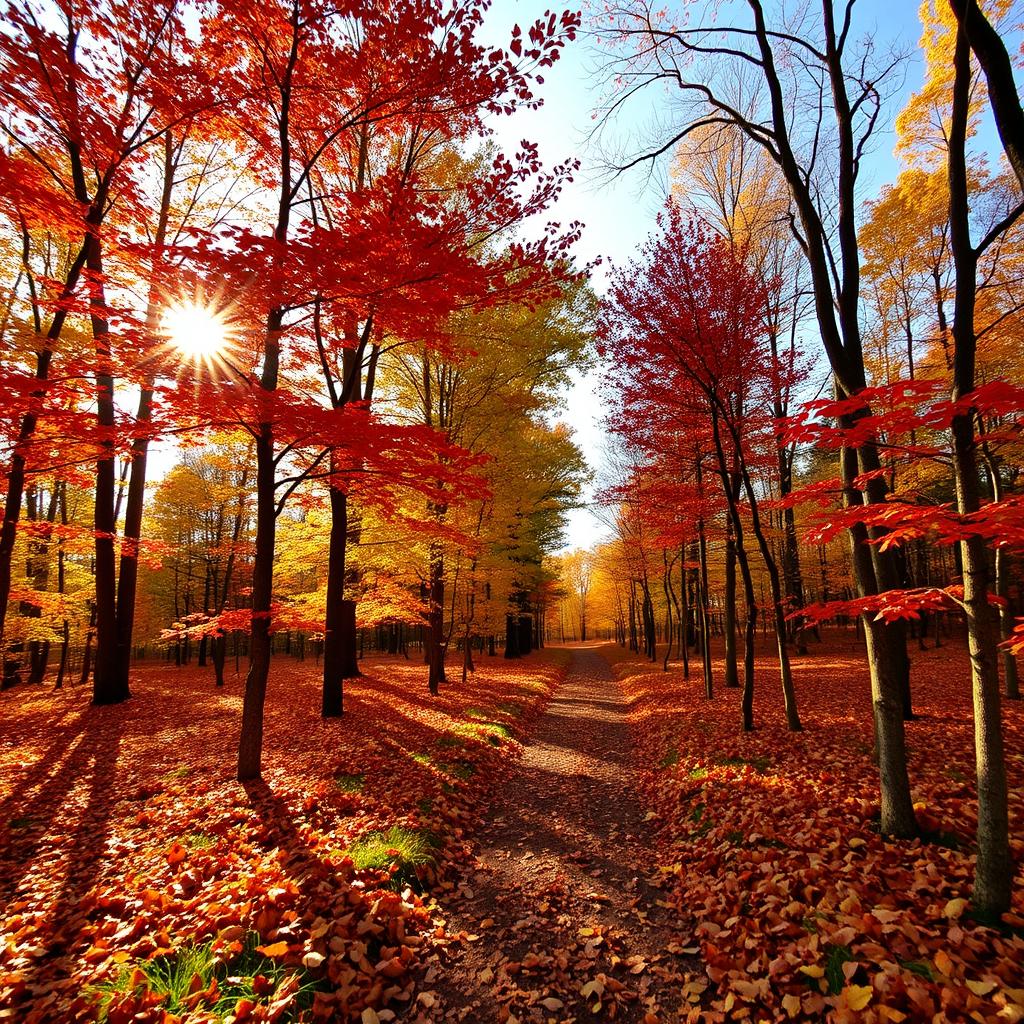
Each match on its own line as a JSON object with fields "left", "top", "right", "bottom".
{"left": 408, "top": 750, "right": 474, "bottom": 781}
{"left": 166, "top": 766, "right": 193, "bottom": 780}
{"left": 497, "top": 702, "right": 523, "bottom": 717}
{"left": 900, "top": 959, "right": 935, "bottom": 982}
{"left": 334, "top": 772, "right": 366, "bottom": 794}
{"left": 824, "top": 944, "right": 856, "bottom": 995}
{"left": 716, "top": 755, "right": 771, "bottom": 774}
{"left": 688, "top": 766, "right": 709, "bottom": 781}
{"left": 432, "top": 719, "right": 514, "bottom": 751}
{"left": 344, "top": 826, "right": 436, "bottom": 889}
{"left": 184, "top": 832, "right": 214, "bottom": 850}
{"left": 659, "top": 747, "right": 680, "bottom": 769}
{"left": 436, "top": 734, "right": 467, "bottom": 749}
{"left": 439, "top": 759, "right": 476, "bottom": 781}
{"left": 94, "top": 932, "right": 318, "bottom": 1021}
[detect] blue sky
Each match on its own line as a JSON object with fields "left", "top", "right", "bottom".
{"left": 478, "top": 0, "right": 999, "bottom": 550}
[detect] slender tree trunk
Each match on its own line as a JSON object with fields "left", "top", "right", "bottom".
{"left": 238, "top": 420, "right": 275, "bottom": 780}
{"left": 696, "top": 513, "right": 713, "bottom": 699}
{"left": 946, "top": 23, "right": 1011, "bottom": 916}
{"left": 88, "top": 224, "right": 129, "bottom": 707}
{"left": 427, "top": 543, "right": 446, "bottom": 694}
{"left": 839, "top": 434, "right": 917, "bottom": 838}
{"left": 322, "top": 483, "right": 359, "bottom": 716}
{"left": 723, "top": 509, "right": 740, "bottom": 687}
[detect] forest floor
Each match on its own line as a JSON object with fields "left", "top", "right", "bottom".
{"left": 0, "top": 635, "right": 1023, "bottom": 1024}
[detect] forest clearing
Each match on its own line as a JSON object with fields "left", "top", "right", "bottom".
{"left": 3, "top": 0, "right": 1024, "bottom": 1020}
{"left": 1, "top": 640, "right": 1022, "bottom": 1022}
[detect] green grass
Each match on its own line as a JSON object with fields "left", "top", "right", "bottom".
{"left": 716, "top": 755, "right": 771, "bottom": 774}
{"left": 688, "top": 766, "right": 709, "bottom": 781}
{"left": 94, "top": 932, "right": 319, "bottom": 1022}
{"left": 184, "top": 832, "right": 214, "bottom": 850}
{"left": 900, "top": 959, "right": 935, "bottom": 982}
{"left": 334, "top": 772, "right": 366, "bottom": 794}
{"left": 409, "top": 750, "right": 474, "bottom": 779}
{"left": 166, "top": 766, "right": 193, "bottom": 779}
{"left": 446, "top": 720, "right": 513, "bottom": 746}
{"left": 436, "top": 733, "right": 467, "bottom": 749}
{"left": 344, "top": 826, "right": 436, "bottom": 889}
{"left": 824, "top": 944, "right": 856, "bottom": 994}
{"left": 439, "top": 759, "right": 476, "bottom": 780}
{"left": 659, "top": 747, "right": 680, "bottom": 768}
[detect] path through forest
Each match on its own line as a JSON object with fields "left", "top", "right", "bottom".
{"left": 419, "top": 647, "right": 694, "bottom": 1023}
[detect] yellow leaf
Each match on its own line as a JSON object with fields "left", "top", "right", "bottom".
{"left": 943, "top": 897, "right": 969, "bottom": 919}
{"left": 361, "top": 1010, "right": 381, "bottom": 1024}
{"left": 966, "top": 980, "right": 997, "bottom": 997}
{"left": 844, "top": 985, "right": 873, "bottom": 1011}
{"left": 848, "top": 837, "right": 866, "bottom": 849}
{"left": 782, "top": 993, "right": 802, "bottom": 1018}
{"left": 799, "top": 965, "right": 825, "bottom": 978}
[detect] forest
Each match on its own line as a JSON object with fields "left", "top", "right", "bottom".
{"left": 0, "top": 0, "right": 1022, "bottom": 1022}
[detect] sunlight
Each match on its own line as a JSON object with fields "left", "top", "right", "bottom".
{"left": 161, "top": 302, "right": 229, "bottom": 361}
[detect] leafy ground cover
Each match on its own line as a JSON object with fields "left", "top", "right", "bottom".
{"left": 615, "top": 633, "right": 1024, "bottom": 1024}
{"left": 0, "top": 649, "right": 568, "bottom": 1023}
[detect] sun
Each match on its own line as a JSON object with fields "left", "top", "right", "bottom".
{"left": 161, "top": 302, "right": 229, "bottom": 361}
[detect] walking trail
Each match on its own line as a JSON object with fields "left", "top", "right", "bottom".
{"left": 417, "top": 646, "right": 696, "bottom": 1023}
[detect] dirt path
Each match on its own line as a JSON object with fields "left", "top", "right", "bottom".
{"left": 417, "top": 646, "right": 694, "bottom": 1023}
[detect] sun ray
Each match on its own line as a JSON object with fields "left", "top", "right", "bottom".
{"left": 161, "top": 302, "right": 230, "bottom": 362}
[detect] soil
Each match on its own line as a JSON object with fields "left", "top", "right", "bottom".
{"left": 413, "top": 645, "right": 697, "bottom": 1023}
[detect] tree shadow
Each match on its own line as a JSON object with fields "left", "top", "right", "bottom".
{"left": 3, "top": 707, "right": 123, "bottom": 1016}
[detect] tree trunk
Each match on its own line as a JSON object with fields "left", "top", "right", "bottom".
{"left": 323, "top": 484, "right": 360, "bottom": 717}
{"left": 238, "top": 411, "right": 277, "bottom": 778}
{"left": 427, "top": 545, "right": 446, "bottom": 694}
{"left": 946, "top": 22, "right": 1011, "bottom": 916}
{"left": 723, "top": 511, "right": 740, "bottom": 687}
{"left": 89, "top": 227, "right": 129, "bottom": 707}
{"left": 504, "top": 612, "right": 520, "bottom": 658}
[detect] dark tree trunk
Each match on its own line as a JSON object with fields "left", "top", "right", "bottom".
{"left": 89, "top": 226, "right": 129, "bottom": 707}
{"left": 504, "top": 612, "right": 520, "bottom": 658}
{"left": 427, "top": 546, "right": 446, "bottom": 694}
{"left": 323, "top": 485, "right": 360, "bottom": 717}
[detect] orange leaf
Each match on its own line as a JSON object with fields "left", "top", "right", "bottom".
{"left": 255, "top": 941, "right": 289, "bottom": 958}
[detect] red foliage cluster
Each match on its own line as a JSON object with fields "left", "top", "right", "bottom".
{"left": 616, "top": 636, "right": 1024, "bottom": 1024}
{"left": 0, "top": 652, "right": 567, "bottom": 1022}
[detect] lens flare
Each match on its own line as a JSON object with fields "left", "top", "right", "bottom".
{"left": 162, "top": 302, "right": 229, "bottom": 361}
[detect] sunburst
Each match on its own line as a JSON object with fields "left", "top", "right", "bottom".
{"left": 161, "top": 301, "right": 231, "bottom": 363}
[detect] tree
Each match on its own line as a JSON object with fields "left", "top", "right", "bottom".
{"left": 602, "top": 206, "right": 802, "bottom": 731}
{"left": 598, "top": 0, "right": 917, "bottom": 837}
